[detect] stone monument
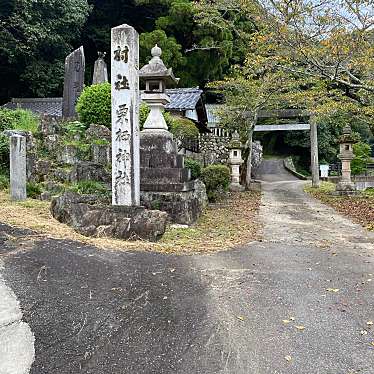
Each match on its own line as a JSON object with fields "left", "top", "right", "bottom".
{"left": 62, "top": 46, "right": 85, "bottom": 118}
{"left": 111, "top": 24, "right": 140, "bottom": 206}
{"left": 228, "top": 131, "right": 245, "bottom": 192}
{"left": 10, "top": 135, "right": 27, "bottom": 201}
{"left": 335, "top": 124, "right": 357, "bottom": 195}
{"left": 139, "top": 45, "right": 207, "bottom": 225}
{"left": 92, "top": 52, "right": 108, "bottom": 84}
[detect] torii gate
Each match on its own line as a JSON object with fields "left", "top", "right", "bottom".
{"left": 252, "top": 109, "right": 320, "bottom": 187}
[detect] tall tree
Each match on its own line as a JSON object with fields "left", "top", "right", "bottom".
{"left": 0, "top": 0, "right": 91, "bottom": 102}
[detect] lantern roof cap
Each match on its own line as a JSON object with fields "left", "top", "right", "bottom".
{"left": 228, "top": 130, "right": 243, "bottom": 149}
{"left": 139, "top": 44, "right": 179, "bottom": 86}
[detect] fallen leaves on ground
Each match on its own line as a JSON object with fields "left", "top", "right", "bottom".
{"left": 305, "top": 184, "right": 374, "bottom": 231}
{"left": 0, "top": 190, "right": 261, "bottom": 254}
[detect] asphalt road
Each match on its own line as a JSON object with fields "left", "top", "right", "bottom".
{"left": 1, "top": 159, "right": 374, "bottom": 374}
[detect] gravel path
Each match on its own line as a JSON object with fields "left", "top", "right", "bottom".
{"left": 1, "top": 159, "right": 373, "bottom": 373}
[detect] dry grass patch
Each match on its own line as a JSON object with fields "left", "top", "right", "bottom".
{"left": 0, "top": 190, "right": 261, "bottom": 254}
{"left": 305, "top": 182, "right": 374, "bottom": 231}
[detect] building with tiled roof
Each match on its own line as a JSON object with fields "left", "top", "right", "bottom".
{"left": 2, "top": 87, "right": 208, "bottom": 131}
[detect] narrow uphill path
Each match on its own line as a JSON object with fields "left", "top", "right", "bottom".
{"left": 0, "top": 159, "right": 373, "bottom": 373}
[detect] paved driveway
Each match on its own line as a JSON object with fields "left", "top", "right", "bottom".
{"left": 1, "top": 160, "right": 373, "bottom": 373}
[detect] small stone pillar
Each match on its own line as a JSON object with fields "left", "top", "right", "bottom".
{"left": 10, "top": 135, "right": 27, "bottom": 201}
{"left": 335, "top": 125, "right": 357, "bottom": 195}
{"left": 228, "top": 131, "right": 244, "bottom": 192}
{"left": 92, "top": 52, "right": 108, "bottom": 84}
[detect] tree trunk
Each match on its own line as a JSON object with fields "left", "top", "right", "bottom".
{"left": 245, "top": 132, "right": 253, "bottom": 188}
{"left": 310, "top": 116, "right": 320, "bottom": 188}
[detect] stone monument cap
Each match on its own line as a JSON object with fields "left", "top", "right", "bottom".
{"left": 139, "top": 45, "right": 179, "bottom": 87}
{"left": 228, "top": 130, "right": 243, "bottom": 149}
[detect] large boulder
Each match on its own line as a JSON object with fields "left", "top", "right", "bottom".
{"left": 51, "top": 192, "right": 168, "bottom": 241}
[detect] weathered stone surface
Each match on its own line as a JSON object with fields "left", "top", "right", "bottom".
{"left": 140, "top": 131, "right": 178, "bottom": 168}
{"left": 62, "top": 46, "right": 85, "bottom": 118}
{"left": 86, "top": 124, "right": 111, "bottom": 142}
{"left": 39, "top": 115, "right": 61, "bottom": 136}
{"left": 51, "top": 192, "right": 168, "bottom": 241}
{"left": 111, "top": 24, "right": 140, "bottom": 206}
{"left": 10, "top": 135, "right": 27, "bottom": 201}
{"left": 92, "top": 144, "right": 111, "bottom": 165}
{"left": 92, "top": 52, "right": 108, "bottom": 84}
{"left": 57, "top": 145, "right": 80, "bottom": 165}
{"left": 44, "top": 135, "right": 60, "bottom": 154}
{"left": 69, "top": 162, "right": 111, "bottom": 184}
{"left": 140, "top": 179, "right": 207, "bottom": 225}
{"left": 27, "top": 157, "right": 52, "bottom": 183}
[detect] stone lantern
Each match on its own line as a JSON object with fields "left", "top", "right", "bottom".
{"left": 139, "top": 44, "right": 179, "bottom": 132}
{"left": 137, "top": 45, "right": 206, "bottom": 225}
{"left": 228, "top": 131, "right": 245, "bottom": 192}
{"left": 335, "top": 124, "right": 357, "bottom": 195}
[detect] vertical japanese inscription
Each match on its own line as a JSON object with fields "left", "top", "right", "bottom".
{"left": 111, "top": 25, "right": 140, "bottom": 206}
{"left": 62, "top": 46, "right": 85, "bottom": 118}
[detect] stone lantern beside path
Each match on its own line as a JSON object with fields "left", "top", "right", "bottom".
{"left": 335, "top": 124, "right": 357, "bottom": 195}
{"left": 138, "top": 45, "right": 207, "bottom": 225}
{"left": 228, "top": 131, "right": 245, "bottom": 192}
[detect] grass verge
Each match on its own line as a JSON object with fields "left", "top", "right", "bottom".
{"left": 0, "top": 190, "right": 261, "bottom": 254}
{"left": 305, "top": 182, "right": 374, "bottom": 231}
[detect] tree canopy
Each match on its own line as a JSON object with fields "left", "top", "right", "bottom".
{"left": 0, "top": 0, "right": 91, "bottom": 101}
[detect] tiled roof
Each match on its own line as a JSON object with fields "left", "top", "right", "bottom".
{"left": 165, "top": 88, "right": 203, "bottom": 111}
{"left": 2, "top": 88, "right": 203, "bottom": 117}
{"left": 3, "top": 98, "right": 63, "bottom": 117}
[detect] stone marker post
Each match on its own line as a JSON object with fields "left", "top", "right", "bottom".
{"left": 111, "top": 24, "right": 140, "bottom": 206}
{"left": 92, "top": 52, "right": 108, "bottom": 84}
{"left": 62, "top": 46, "right": 85, "bottom": 118}
{"left": 10, "top": 135, "right": 27, "bottom": 201}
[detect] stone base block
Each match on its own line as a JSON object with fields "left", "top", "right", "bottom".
{"left": 334, "top": 182, "right": 358, "bottom": 196}
{"left": 141, "top": 167, "right": 190, "bottom": 184}
{"left": 141, "top": 181, "right": 195, "bottom": 193}
{"left": 248, "top": 180, "right": 262, "bottom": 192}
{"left": 229, "top": 183, "right": 245, "bottom": 192}
{"left": 140, "top": 180, "right": 208, "bottom": 225}
{"left": 51, "top": 192, "right": 168, "bottom": 241}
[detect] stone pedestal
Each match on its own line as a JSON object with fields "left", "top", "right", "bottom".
{"left": 140, "top": 130, "right": 206, "bottom": 224}
{"left": 10, "top": 135, "right": 27, "bottom": 201}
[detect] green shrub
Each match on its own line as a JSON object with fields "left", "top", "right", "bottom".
{"left": 185, "top": 158, "right": 202, "bottom": 180}
{"left": 0, "top": 108, "right": 39, "bottom": 170}
{"left": 68, "top": 180, "right": 109, "bottom": 196}
{"left": 364, "top": 187, "right": 374, "bottom": 197}
{"left": 0, "top": 108, "right": 38, "bottom": 134}
{"left": 76, "top": 83, "right": 111, "bottom": 128}
{"left": 0, "top": 174, "right": 9, "bottom": 190}
{"left": 352, "top": 142, "right": 371, "bottom": 175}
{"left": 139, "top": 103, "right": 150, "bottom": 130}
{"left": 169, "top": 116, "right": 199, "bottom": 140}
{"left": 201, "top": 164, "right": 231, "bottom": 202}
{"left": 62, "top": 121, "right": 86, "bottom": 139}
{"left": 26, "top": 182, "right": 43, "bottom": 199}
